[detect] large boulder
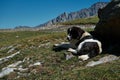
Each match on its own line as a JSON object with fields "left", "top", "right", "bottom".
{"left": 94, "top": 0, "right": 120, "bottom": 41}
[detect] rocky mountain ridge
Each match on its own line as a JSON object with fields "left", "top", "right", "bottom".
{"left": 36, "top": 2, "right": 108, "bottom": 27}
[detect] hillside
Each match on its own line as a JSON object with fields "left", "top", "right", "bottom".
{"left": 60, "top": 16, "right": 99, "bottom": 25}
{"left": 0, "top": 29, "right": 119, "bottom": 80}
{"left": 36, "top": 2, "right": 108, "bottom": 27}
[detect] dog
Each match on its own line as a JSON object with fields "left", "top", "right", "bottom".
{"left": 67, "top": 27, "right": 102, "bottom": 61}
{"left": 53, "top": 26, "right": 102, "bottom": 61}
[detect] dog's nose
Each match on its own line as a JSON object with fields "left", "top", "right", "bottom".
{"left": 67, "top": 37, "right": 69, "bottom": 40}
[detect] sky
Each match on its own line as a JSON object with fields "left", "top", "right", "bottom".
{"left": 0, "top": 0, "right": 110, "bottom": 29}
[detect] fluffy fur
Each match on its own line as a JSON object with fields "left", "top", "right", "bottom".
{"left": 67, "top": 27, "right": 102, "bottom": 61}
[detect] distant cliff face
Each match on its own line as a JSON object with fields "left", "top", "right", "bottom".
{"left": 37, "top": 2, "right": 108, "bottom": 27}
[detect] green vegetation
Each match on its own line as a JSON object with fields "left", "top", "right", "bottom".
{"left": 60, "top": 16, "right": 99, "bottom": 25}
{"left": 0, "top": 29, "right": 119, "bottom": 80}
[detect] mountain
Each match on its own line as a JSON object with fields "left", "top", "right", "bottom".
{"left": 36, "top": 2, "right": 108, "bottom": 27}
{"left": 15, "top": 26, "right": 31, "bottom": 29}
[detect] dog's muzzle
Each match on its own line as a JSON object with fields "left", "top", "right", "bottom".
{"left": 67, "top": 35, "right": 71, "bottom": 41}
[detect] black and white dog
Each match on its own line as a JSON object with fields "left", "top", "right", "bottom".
{"left": 67, "top": 27, "right": 102, "bottom": 61}
{"left": 54, "top": 26, "right": 102, "bottom": 61}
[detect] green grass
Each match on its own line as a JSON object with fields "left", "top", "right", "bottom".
{"left": 0, "top": 31, "right": 66, "bottom": 47}
{"left": 0, "top": 29, "right": 120, "bottom": 80}
{"left": 60, "top": 16, "right": 99, "bottom": 25}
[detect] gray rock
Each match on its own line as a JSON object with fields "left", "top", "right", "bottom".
{"left": 64, "top": 52, "right": 74, "bottom": 60}
{"left": 66, "top": 53, "right": 74, "bottom": 60}
{"left": 86, "top": 55, "right": 119, "bottom": 67}
{"left": 94, "top": 0, "right": 120, "bottom": 39}
{"left": 0, "top": 51, "right": 20, "bottom": 64}
{"left": 0, "top": 61, "right": 22, "bottom": 78}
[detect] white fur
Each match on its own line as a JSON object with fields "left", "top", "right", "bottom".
{"left": 80, "top": 32, "right": 91, "bottom": 40}
{"left": 77, "top": 39, "right": 102, "bottom": 54}
{"left": 68, "top": 48, "right": 77, "bottom": 53}
{"left": 67, "top": 35, "right": 71, "bottom": 40}
{"left": 78, "top": 54, "right": 89, "bottom": 61}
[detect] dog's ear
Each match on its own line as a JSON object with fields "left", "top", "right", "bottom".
{"left": 77, "top": 28, "right": 84, "bottom": 39}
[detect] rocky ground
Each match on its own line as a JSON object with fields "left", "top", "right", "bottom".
{"left": 0, "top": 28, "right": 119, "bottom": 80}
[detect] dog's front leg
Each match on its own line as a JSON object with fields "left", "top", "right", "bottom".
{"left": 54, "top": 42, "right": 71, "bottom": 49}
{"left": 67, "top": 48, "right": 77, "bottom": 54}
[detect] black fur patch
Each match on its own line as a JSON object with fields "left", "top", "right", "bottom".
{"left": 73, "top": 42, "right": 100, "bottom": 58}
{"left": 75, "top": 36, "right": 93, "bottom": 46}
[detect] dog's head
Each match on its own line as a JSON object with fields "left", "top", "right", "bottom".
{"left": 67, "top": 27, "right": 84, "bottom": 41}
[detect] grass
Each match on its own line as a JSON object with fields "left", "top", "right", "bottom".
{"left": 0, "top": 29, "right": 120, "bottom": 80}
{"left": 60, "top": 16, "right": 99, "bottom": 25}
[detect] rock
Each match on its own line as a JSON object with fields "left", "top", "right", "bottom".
{"left": 7, "top": 47, "right": 15, "bottom": 53}
{"left": 64, "top": 52, "right": 74, "bottom": 60}
{"left": 0, "top": 61, "right": 22, "bottom": 78}
{"left": 0, "top": 51, "right": 20, "bottom": 64}
{"left": 0, "top": 68, "right": 14, "bottom": 78}
{"left": 38, "top": 42, "right": 50, "bottom": 48}
{"left": 86, "top": 55, "right": 119, "bottom": 67}
{"left": 0, "top": 45, "right": 13, "bottom": 51}
{"left": 33, "top": 62, "right": 42, "bottom": 66}
{"left": 94, "top": 0, "right": 120, "bottom": 41}
{"left": 29, "top": 62, "right": 42, "bottom": 67}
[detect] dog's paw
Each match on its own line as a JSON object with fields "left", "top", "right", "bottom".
{"left": 67, "top": 48, "right": 77, "bottom": 54}
{"left": 53, "top": 44, "right": 59, "bottom": 47}
{"left": 78, "top": 55, "right": 89, "bottom": 61}
{"left": 67, "top": 48, "right": 73, "bottom": 52}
